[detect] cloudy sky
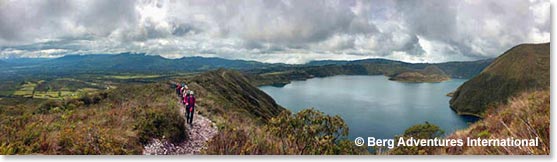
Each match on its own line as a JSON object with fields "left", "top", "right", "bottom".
{"left": 0, "top": 0, "right": 550, "bottom": 64}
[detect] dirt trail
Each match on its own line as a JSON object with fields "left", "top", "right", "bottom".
{"left": 143, "top": 99, "right": 218, "bottom": 155}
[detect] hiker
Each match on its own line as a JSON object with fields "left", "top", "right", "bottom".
{"left": 180, "top": 83, "right": 188, "bottom": 101}
{"left": 182, "top": 90, "right": 188, "bottom": 107}
{"left": 182, "top": 85, "right": 189, "bottom": 99}
{"left": 175, "top": 83, "right": 181, "bottom": 97}
{"left": 185, "top": 90, "right": 196, "bottom": 126}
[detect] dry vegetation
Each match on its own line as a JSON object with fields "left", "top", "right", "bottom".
{"left": 441, "top": 90, "right": 550, "bottom": 155}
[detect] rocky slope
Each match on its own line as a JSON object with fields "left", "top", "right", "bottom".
{"left": 449, "top": 43, "right": 550, "bottom": 116}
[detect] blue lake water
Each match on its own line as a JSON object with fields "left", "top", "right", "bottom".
{"left": 259, "top": 75, "right": 478, "bottom": 140}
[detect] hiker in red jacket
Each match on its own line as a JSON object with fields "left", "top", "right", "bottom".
{"left": 185, "top": 90, "right": 196, "bottom": 126}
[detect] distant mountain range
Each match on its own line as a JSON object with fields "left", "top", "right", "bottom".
{"left": 304, "top": 58, "right": 494, "bottom": 79}
{"left": 249, "top": 58, "right": 493, "bottom": 86}
{"left": 4, "top": 53, "right": 271, "bottom": 72}
{"left": 0, "top": 53, "right": 493, "bottom": 82}
{"left": 0, "top": 53, "right": 282, "bottom": 79}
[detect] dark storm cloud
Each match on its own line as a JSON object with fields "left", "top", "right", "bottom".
{"left": 0, "top": 0, "right": 550, "bottom": 64}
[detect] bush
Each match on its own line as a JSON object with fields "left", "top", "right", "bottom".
{"left": 136, "top": 104, "right": 187, "bottom": 144}
{"left": 79, "top": 92, "right": 108, "bottom": 106}
{"left": 267, "top": 109, "right": 354, "bottom": 154}
{"left": 390, "top": 122, "right": 445, "bottom": 155}
{"left": 36, "top": 100, "right": 64, "bottom": 114}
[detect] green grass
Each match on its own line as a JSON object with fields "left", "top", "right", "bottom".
{"left": 10, "top": 79, "right": 104, "bottom": 99}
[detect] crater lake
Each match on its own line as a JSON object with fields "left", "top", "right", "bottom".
{"left": 259, "top": 75, "right": 479, "bottom": 141}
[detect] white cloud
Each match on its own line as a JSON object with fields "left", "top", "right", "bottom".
{"left": 0, "top": 0, "right": 550, "bottom": 64}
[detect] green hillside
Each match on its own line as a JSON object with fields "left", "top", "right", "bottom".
{"left": 184, "top": 69, "right": 285, "bottom": 123}
{"left": 449, "top": 43, "right": 550, "bottom": 116}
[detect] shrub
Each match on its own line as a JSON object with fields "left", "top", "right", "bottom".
{"left": 267, "top": 109, "right": 353, "bottom": 154}
{"left": 135, "top": 104, "right": 187, "bottom": 144}
{"left": 390, "top": 122, "right": 445, "bottom": 155}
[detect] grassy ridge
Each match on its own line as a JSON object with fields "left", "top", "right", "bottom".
{"left": 450, "top": 43, "right": 550, "bottom": 116}
{"left": 187, "top": 69, "right": 285, "bottom": 121}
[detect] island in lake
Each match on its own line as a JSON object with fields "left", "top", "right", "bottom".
{"left": 388, "top": 65, "right": 451, "bottom": 83}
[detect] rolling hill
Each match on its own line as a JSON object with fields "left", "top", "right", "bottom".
{"left": 449, "top": 43, "right": 550, "bottom": 116}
